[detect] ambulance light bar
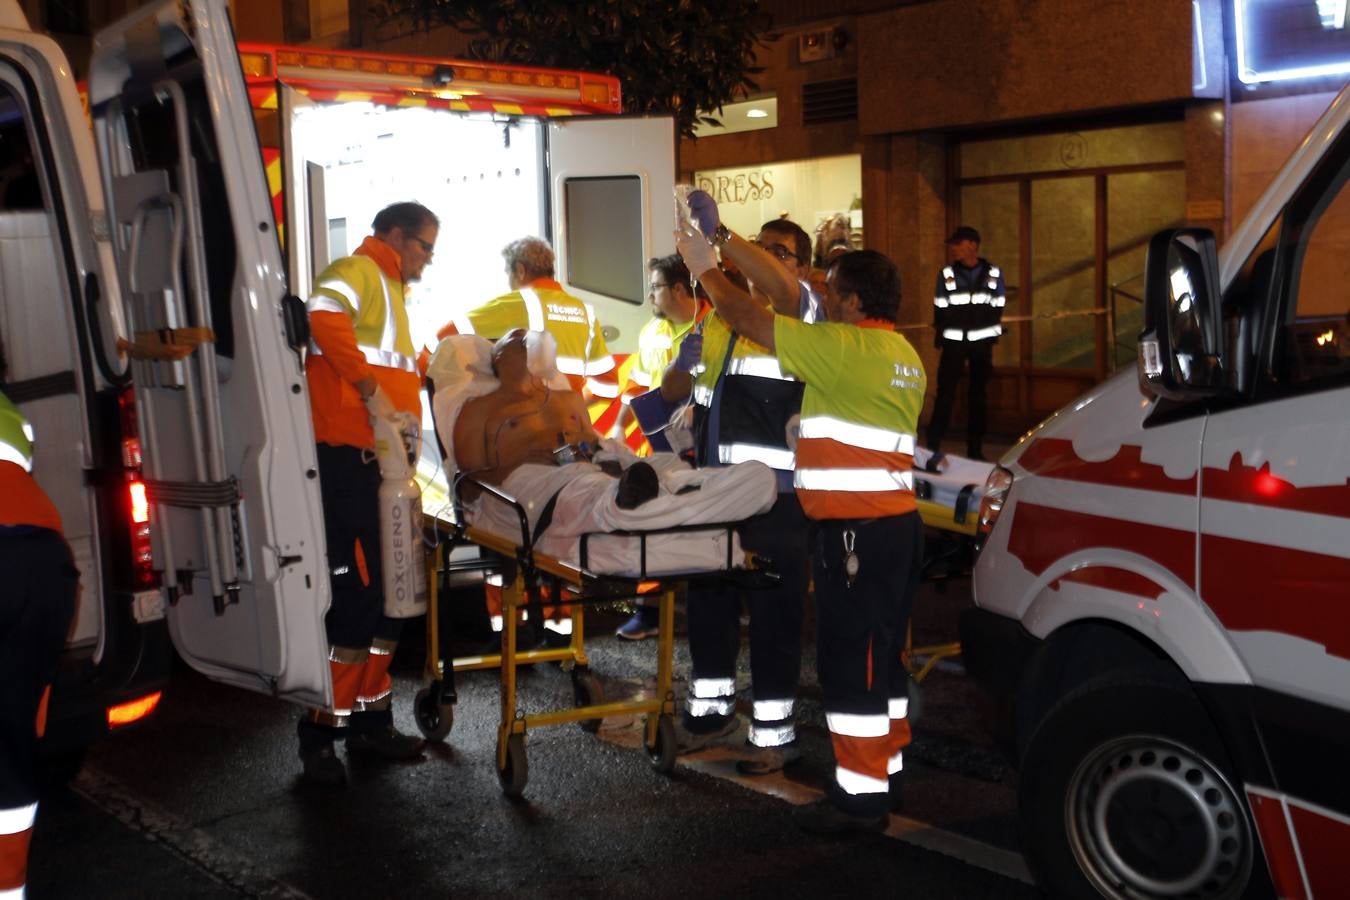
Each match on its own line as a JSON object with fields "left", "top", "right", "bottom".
{"left": 238, "top": 44, "right": 620, "bottom": 113}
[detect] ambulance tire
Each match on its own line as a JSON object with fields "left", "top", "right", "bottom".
{"left": 1019, "top": 672, "right": 1271, "bottom": 900}
{"left": 414, "top": 687, "right": 454, "bottom": 742}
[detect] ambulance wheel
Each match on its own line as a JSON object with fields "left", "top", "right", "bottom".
{"left": 572, "top": 668, "right": 605, "bottom": 734}
{"left": 1019, "top": 673, "right": 1270, "bottom": 900}
{"left": 646, "top": 715, "right": 677, "bottom": 774}
{"left": 414, "top": 687, "right": 454, "bottom": 742}
{"left": 498, "top": 734, "right": 528, "bottom": 800}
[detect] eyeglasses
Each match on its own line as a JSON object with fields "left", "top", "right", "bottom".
{"left": 647, "top": 282, "right": 671, "bottom": 296}
{"left": 754, "top": 241, "right": 796, "bottom": 263}
{"left": 410, "top": 236, "right": 435, "bottom": 256}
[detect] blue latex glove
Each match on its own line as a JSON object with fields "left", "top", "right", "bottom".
{"left": 687, "top": 189, "right": 721, "bottom": 239}
{"left": 673, "top": 329, "right": 704, "bottom": 373}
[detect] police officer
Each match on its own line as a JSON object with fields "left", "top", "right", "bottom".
{"left": 300, "top": 201, "right": 439, "bottom": 786}
{"left": 0, "top": 383, "right": 78, "bottom": 894}
{"left": 926, "top": 225, "right": 1005, "bottom": 466}
{"left": 675, "top": 235, "right": 926, "bottom": 833}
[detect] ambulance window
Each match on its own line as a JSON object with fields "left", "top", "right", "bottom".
{"left": 1279, "top": 144, "right": 1350, "bottom": 390}
{"left": 563, "top": 176, "right": 644, "bottom": 304}
{"left": 0, "top": 89, "right": 43, "bottom": 212}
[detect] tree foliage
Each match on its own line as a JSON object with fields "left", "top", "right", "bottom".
{"left": 365, "top": 0, "right": 771, "bottom": 137}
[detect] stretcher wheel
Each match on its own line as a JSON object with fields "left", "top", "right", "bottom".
{"left": 571, "top": 668, "right": 605, "bottom": 734}
{"left": 414, "top": 687, "right": 454, "bottom": 742}
{"left": 906, "top": 676, "right": 923, "bottom": 727}
{"left": 646, "top": 715, "right": 677, "bottom": 774}
{"left": 498, "top": 733, "right": 528, "bottom": 799}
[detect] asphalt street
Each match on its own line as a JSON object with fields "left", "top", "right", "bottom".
{"left": 29, "top": 568, "right": 1037, "bottom": 899}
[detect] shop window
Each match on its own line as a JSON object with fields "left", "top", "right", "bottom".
{"left": 693, "top": 154, "right": 861, "bottom": 264}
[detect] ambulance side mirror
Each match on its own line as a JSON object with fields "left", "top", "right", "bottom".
{"left": 1138, "top": 228, "right": 1227, "bottom": 401}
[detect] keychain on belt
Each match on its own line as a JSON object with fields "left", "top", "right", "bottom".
{"left": 843, "top": 528, "right": 859, "bottom": 588}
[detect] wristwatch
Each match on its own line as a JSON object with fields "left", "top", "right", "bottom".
{"left": 710, "top": 224, "right": 732, "bottom": 247}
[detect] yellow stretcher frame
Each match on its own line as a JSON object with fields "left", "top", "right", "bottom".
{"left": 904, "top": 493, "right": 982, "bottom": 685}
{"left": 417, "top": 500, "right": 768, "bottom": 799}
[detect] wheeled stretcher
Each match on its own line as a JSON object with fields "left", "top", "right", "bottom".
{"left": 416, "top": 334, "right": 779, "bottom": 798}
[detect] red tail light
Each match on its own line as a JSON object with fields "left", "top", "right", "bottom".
{"left": 107, "top": 691, "right": 162, "bottom": 728}
{"left": 129, "top": 480, "right": 149, "bottom": 523}
{"left": 119, "top": 389, "right": 158, "bottom": 589}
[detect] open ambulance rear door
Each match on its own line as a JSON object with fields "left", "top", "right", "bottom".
{"left": 547, "top": 116, "right": 677, "bottom": 352}
{"left": 87, "top": 0, "right": 332, "bottom": 707}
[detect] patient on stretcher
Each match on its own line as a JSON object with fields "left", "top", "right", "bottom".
{"left": 430, "top": 330, "right": 778, "bottom": 574}
{"left": 454, "top": 329, "right": 660, "bottom": 509}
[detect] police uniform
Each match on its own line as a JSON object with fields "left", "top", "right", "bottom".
{"left": 774, "top": 314, "right": 926, "bottom": 819}
{"left": 303, "top": 235, "right": 423, "bottom": 757}
{"left": 682, "top": 294, "right": 813, "bottom": 755}
{"left": 927, "top": 259, "right": 1005, "bottom": 459}
{"left": 0, "top": 391, "right": 78, "bottom": 896}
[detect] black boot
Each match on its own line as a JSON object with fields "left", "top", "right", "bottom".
{"left": 347, "top": 710, "right": 426, "bottom": 760}
{"left": 297, "top": 719, "right": 346, "bottom": 786}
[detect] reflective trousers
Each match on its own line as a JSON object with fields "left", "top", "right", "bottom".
{"left": 927, "top": 339, "right": 994, "bottom": 457}
{"left": 0, "top": 528, "right": 78, "bottom": 895}
{"left": 303, "top": 444, "right": 404, "bottom": 747}
{"left": 684, "top": 491, "right": 809, "bottom": 747}
{"left": 814, "top": 511, "right": 922, "bottom": 817}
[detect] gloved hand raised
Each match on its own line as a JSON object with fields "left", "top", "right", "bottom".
{"left": 673, "top": 329, "right": 703, "bottom": 373}
{"left": 687, "top": 190, "right": 720, "bottom": 239}
{"left": 675, "top": 225, "right": 718, "bottom": 279}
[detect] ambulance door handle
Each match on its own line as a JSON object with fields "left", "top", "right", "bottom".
{"left": 281, "top": 294, "right": 310, "bottom": 353}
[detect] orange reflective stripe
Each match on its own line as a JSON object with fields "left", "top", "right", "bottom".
{"left": 830, "top": 732, "right": 892, "bottom": 783}
{"left": 0, "top": 825, "right": 32, "bottom": 891}
{"left": 329, "top": 658, "right": 364, "bottom": 710}
{"left": 356, "top": 651, "right": 395, "bottom": 707}
{"left": 34, "top": 685, "right": 52, "bottom": 739}
{"left": 794, "top": 438, "right": 916, "bottom": 519}
{"left": 354, "top": 537, "right": 370, "bottom": 588}
{"left": 889, "top": 716, "right": 912, "bottom": 755}
{"left": 795, "top": 439, "right": 912, "bottom": 479}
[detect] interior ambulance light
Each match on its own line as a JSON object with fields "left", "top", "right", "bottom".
{"left": 1318, "top": 0, "right": 1347, "bottom": 30}
{"left": 129, "top": 480, "right": 150, "bottom": 524}
{"left": 107, "top": 691, "right": 162, "bottom": 728}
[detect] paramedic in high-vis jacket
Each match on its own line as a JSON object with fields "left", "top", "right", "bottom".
{"left": 299, "top": 201, "right": 438, "bottom": 786}
{"left": 0, "top": 385, "right": 78, "bottom": 895}
{"left": 675, "top": 237, "right": 927, "bottom": 834}
{"left": 926, "top": 225, "right": 1005, "bottom": 467}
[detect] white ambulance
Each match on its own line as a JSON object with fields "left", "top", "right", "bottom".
{"left": 962, "top": 86, "right": 1350, "bottom": 899}
{"left": 0, "top": 0, "right": 673, "bottom": 746}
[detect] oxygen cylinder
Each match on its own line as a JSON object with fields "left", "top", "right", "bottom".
{"left": 371, "top": 412, "right": 428, "bottom": 618}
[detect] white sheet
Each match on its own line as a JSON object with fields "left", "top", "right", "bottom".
{"left": 428, "top": 334, "right": 778, "bottom": 575}
{"left": 912, "top": 447, "right": 994, "bottom": 517}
